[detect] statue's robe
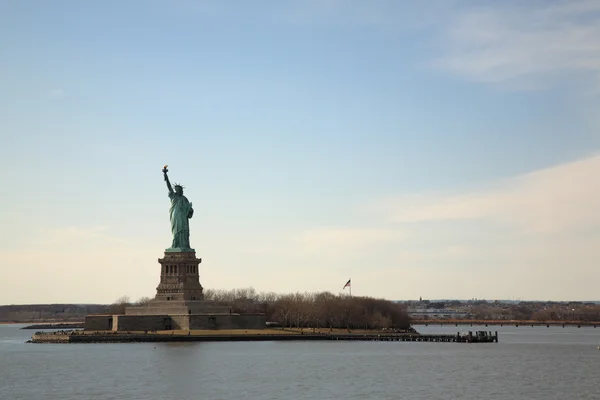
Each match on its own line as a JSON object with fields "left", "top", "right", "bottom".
{"left": 168, "top": 192, "right": 193, "bottom": 249}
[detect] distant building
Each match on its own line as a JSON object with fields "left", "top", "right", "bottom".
{"left": 407, "top": 308, "right": 469, "bottom": 319}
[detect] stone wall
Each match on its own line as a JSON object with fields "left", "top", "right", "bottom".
{"left": 30, "top": 333, "right": 71, "bottom": 343}
{"left": 85, "top": 313, "right": 265, "bottom": 331}
{"left": 170, "top": 315, "right": 190, "bottom": 330}
{"left": 189, "top": 314, "right": 265, "bottom": 330}
{"left": 125, "top": 300, "right": 230, "bottom": 316}
{"left": 113, "top": 315, "right": 169, "bottom": 331}
{"left": 84, "top": 315, "right": 113, "bottom": 331}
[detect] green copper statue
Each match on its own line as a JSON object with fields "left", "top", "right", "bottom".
{"left": 162, "top": 165, "right": 194, "bottom": 252}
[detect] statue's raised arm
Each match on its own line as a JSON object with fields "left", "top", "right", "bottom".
{"left": 163, "top": 165, "right": 173, "bottom": 194}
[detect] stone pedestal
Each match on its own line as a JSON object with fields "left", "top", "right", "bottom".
{"left": 124, "top": 250, "right": 231, "bottom": 316}
{"left": 155, "top": 251, "right": 204, "bottom": 301}
{"left": 86, "top": 250, "right": 266, "bottom": 332}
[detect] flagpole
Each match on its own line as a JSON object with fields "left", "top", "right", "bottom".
{"left": 349, "top": 278, "right": 352, "bottom": 297}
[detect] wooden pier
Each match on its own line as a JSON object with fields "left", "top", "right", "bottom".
{"left": 335, "top": 331, "right": 499, "bottom": 343}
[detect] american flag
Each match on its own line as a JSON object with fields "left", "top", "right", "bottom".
{"left": 343, "top": 279, "right": 351, "bottom": 289}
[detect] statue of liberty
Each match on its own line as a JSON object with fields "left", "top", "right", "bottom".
{"left": 162, "top": 165, "right": 194, "bottom": 252}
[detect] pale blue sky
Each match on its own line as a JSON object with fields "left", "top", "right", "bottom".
{"left": 1, "top": 1, "right": 599, "bottom": 303}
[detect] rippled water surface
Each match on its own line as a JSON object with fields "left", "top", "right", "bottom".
{"left": 1, "top": 324, "right": 599, "bottom": 400}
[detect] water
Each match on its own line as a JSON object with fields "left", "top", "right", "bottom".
{"left": 1, "top": 324, "right": 599, "bottom": 400}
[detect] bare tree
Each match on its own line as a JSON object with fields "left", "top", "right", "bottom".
{"left": 178, "top": 287, "right": 412, "bottom": 330}
{"left": 108, "top": 296, "right": 131, "bottom": 314}
{"left": 135, "top": 297, "right": 152, "bottom": 306}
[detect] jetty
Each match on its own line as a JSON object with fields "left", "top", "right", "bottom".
{"left": 28, "top": 329, "right": 498, "bottom": 344}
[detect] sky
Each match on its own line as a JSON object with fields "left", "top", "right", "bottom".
{"left": 1, "top": 0, "right": 600, "bottom": 304}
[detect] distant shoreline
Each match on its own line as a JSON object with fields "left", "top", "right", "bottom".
{"left": 20, "top": 322, "right": 84, "bottom": 330}
{"left": 412, "top": 319, "right": 599, "bottom": 327}
{"left": 0, "top": 322, "right": 84, "bottom": 327}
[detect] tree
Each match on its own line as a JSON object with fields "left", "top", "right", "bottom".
{"left": 108, "top": 296, "right": 131, "bottom": 314}
{"left": 135, "top": 297, "right": 152, "bottom": 306}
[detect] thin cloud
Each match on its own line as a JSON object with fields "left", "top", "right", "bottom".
{"left": 370, "top": 153, "right": 600, "bottom": 236}
{"left": 295, "top": 227, "right": 403, "bottom": 247}
{"left": 435, "top": 0, "right": 600, "bottom": 88}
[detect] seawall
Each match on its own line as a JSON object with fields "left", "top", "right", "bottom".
{"left": 29, "top": 330, "right": 498, "bottom": 344}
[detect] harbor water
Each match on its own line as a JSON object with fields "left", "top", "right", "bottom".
{"left": 0, "top": 324, "right": 598, "bottom": 400}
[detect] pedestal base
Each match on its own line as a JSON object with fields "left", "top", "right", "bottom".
{"left": 165, "top": 247, "right": 195, "bottom": 253}
{"left": 85, "top": 313, "right": 266, "bottom": 331}
{"left": 155, "top": 251, "right": 204, "bottom": 301}
{"left": 84, "top": 249, "right": 266, "bottom": 332}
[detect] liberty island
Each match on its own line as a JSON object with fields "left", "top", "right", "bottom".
{"left": 30, "top": 167, "right": 497, "bottom": 343}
